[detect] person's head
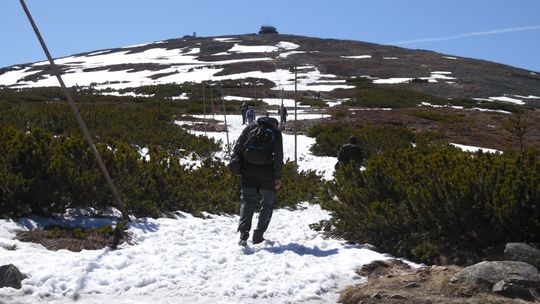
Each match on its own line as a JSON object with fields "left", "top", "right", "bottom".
{"left": 349, "top": 136, "right": 357, "bottom": 144}
{"left": 249, "top": 106, "right": 253, "bottom": 110}
{"left": 265, "top": 112, "right": 269, "bottom": 117}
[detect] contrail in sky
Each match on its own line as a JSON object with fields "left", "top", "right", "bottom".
{"left": 389, "top": 25, "right": 540, "bottom": 45}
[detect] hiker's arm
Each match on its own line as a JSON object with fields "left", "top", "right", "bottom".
{"left": 273, "top": 131, "right": 284, "bottom": 180}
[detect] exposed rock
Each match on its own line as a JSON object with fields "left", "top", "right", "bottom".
{"left": 356, "top": 259, "right": 411, "bottom": 278}
{"left": 340, "top": 261, "right": 538, "bottom": 304}
{"left": 0, "top": 264, "right": 25, "bottom": 289}
{"left": 505, "top": 243, "right": 540, "bottom": 269}
{"left": 390, "top": 294, "right": 406, "bottom": 299}
{"left": 370, "top": 292, "right": 382, "bottom": 299}
{"left": 492, "top": 280, "right": 535, "bottom": 302}
{"left": 455, "top": 261, "right": 539, "bottom": 288}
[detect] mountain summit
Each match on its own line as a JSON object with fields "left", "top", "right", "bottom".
{"left": 1, "top": 34, "right": 539, "bottom": 105}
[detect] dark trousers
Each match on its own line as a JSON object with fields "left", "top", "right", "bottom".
{"left": 237, "top": 187, "right": 275, "bottom": 239}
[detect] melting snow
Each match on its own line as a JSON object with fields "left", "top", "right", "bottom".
{"left": 450, "top": 143, "right": 499, "bottom": 154}
{"left": 340, "top": 55, "right": 371, "bottom": 59}
{"left": 489, "top": 96, "right": 525, "bottom": 105}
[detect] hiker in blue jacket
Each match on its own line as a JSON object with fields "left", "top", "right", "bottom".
{"left": 233, "top": 116, "right": 283, "bottom": 245}
{"left": 239, "top": 102, "right": 249, "bottom": 125}
{"left": 246, "top": 106, "right": 256, "bottom": 124}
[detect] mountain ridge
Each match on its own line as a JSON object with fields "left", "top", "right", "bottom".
{"left": 1, "top": 33, "right": 539, "bottom": 105}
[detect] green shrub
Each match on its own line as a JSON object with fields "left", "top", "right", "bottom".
{"left": 344, "top": 86, "right": 447, "bottom": 108}
{"left": 308, "top": 121, "right": 415, "bottom": 159}
{"left": 408, "top": 110, "right": 463, "bottom": 123}
{"left": 298, "top": 97, "right": 327, "bottom": 107}
{"left": 319, "top": 144, "right": 540, "bottom": 265}
{"left": 276, "top": 162, "right": 323, "bottom": 208}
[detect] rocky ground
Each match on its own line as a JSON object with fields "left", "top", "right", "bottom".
{"left": 16, "top": 227, "right": 129, "bottom": 252}
{"left": 340, "top": 260, "right": 539, "bottom": 304}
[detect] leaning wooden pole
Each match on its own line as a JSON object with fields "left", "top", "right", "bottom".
{"left": 19, "top": 0, "right": 129, "bottom": 220}
{"left": 220, "top": 86, "right": 231, "bottom": 156}
{"left": 294, "top": 66, "right": 298, "bottom": 168}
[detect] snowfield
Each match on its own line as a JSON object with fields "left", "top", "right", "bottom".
{"left": 0, "top": 204, "right": 399, "bottom": 304}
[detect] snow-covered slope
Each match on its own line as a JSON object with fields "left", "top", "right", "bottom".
{"left": 1, "top": 34, "right": 539, "bottom": 102}
{"left": 0, "top": 38, "right": 353, "bottom": 93}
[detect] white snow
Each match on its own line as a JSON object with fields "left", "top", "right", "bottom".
{"left": 213, "top": 37, "right": 240, "bottom": 43}
{"left": 383, "top": 57, "right": 398, "bottom": 60}
{"left": 513, "top": 94, "right": 540, "bottom": 99}
{"left": 488, "top": 96, "right": 525, "bottom": 105}
{"left": 373, "top": 71, "right": 455, "bottom": 84}
{"left": 279, "top": 51, "right": 306, "bottom": 58}
{"left": 0, "top": 203, "right": 398, "bottom": 304}
{"left": 442, "top": 56, "right": 458, "bottom": 60}
{"left": 340, "top": 55, "right": 371, "bottom": 59}
{"left": 276, "top": 41, "right": 300, "bottom": 50}
{"left": 228, "top": 44, "right": 278, "bottom": 53}
{"left": 450, "top": 143, "right": 499, "bottom": 154}
{"left": 373, "top": 77, "right": 411, "bottom": 84}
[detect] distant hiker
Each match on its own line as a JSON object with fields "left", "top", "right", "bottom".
{"left": 239, "top": 102, "right": 249, "bottom": 125}
{"left": 246, "top": 106, "right": 256, "bottom": 124}
{"left": 233, "top": 116, "right": 283, "bottom": 246}
{"left": 336, "top": 136, "right": 364, "bottom": 168}
{"left": 278, "top": 104, "right": 288, "bottom": 129}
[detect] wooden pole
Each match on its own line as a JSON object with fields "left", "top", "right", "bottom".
{"left": 220, "top": 87, "right": 230, "bottom": 156}
{"left": 202, "top": 83, "right": 207, "bottom": 136}
{"left": 294, "top": 66, "right": 298, "bottom": 168}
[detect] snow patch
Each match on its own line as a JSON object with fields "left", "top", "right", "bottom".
{"left": 450, "top": 143, "right": 499, "bottom": 154}
{"left": 276, "top": 41, "right": 300, "bottom": 50}
{"left": 228, "top": 44, "right": 278, "bottom": 53}
{"left": 488, "top": 96, "right": 525, "bottom": 105}
{"left": 340, "top": 55, "right": 371, "bottom": 59}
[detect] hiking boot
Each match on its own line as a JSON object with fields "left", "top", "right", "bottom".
{"left": 252, "top": 233, "right": 265, "bottom": 245}
{"left": 239, "top": 231, "right": 249, "bottom": 246}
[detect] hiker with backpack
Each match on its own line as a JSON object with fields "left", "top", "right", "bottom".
{"left": 278, "top": 104, "right": 287, "bottom": 129}
{"left": 246, "top": 106, "right": 256, "bottom": 124}
{"left": 336, "top": 135, "right": 364, "bottom": 168}
{"left": 239, "top": 102, "right": 249, "bottom": 125}
{"left": 232, "top": 116, "right": 283, "bottom": 246}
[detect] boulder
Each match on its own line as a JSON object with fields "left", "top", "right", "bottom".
{"left": 505, "top": 243, "right": 540, "bottom": 269}
{"left": 455, "top": 261, "right": 539, "bottom": 288}
{"left": 0, "top": 264, "right": 25, "bottom": 289}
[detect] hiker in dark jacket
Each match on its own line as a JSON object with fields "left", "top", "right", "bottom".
{"left": 233, "top": 116, "right": 283, "bottom": 245}
{"left": 246, "top": 106, "right": 256, "bottom": 124}
{"left": 278, "top": 104, "right": 287, "bottom": 129}
{"left": 336, "top": 136, "right": 364, "bottom": 168}
{"left": 239, "top": 102, "right": 249, "bottom": 125}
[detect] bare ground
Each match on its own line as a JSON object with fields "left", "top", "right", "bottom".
{"left": 339, "top": 260, "right": 539, "bottom": 304}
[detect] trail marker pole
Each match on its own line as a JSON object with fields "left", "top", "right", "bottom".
{"left": 294, "top": 66, "right": 298, "bottom": 168}
{"left": 220, "top": 87, "right": 230, "bottom": 156}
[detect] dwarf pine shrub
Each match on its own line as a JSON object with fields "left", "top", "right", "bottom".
{"left": 319, "top": 143, "right": 539, "bottom": 265}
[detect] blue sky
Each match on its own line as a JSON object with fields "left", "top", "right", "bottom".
{"left": 2, "top": 0, "right": 539, "bottom": 72}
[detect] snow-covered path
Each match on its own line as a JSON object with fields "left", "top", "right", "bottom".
{"left": 0, "top": 204, "right": 395, "bottom": 304}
